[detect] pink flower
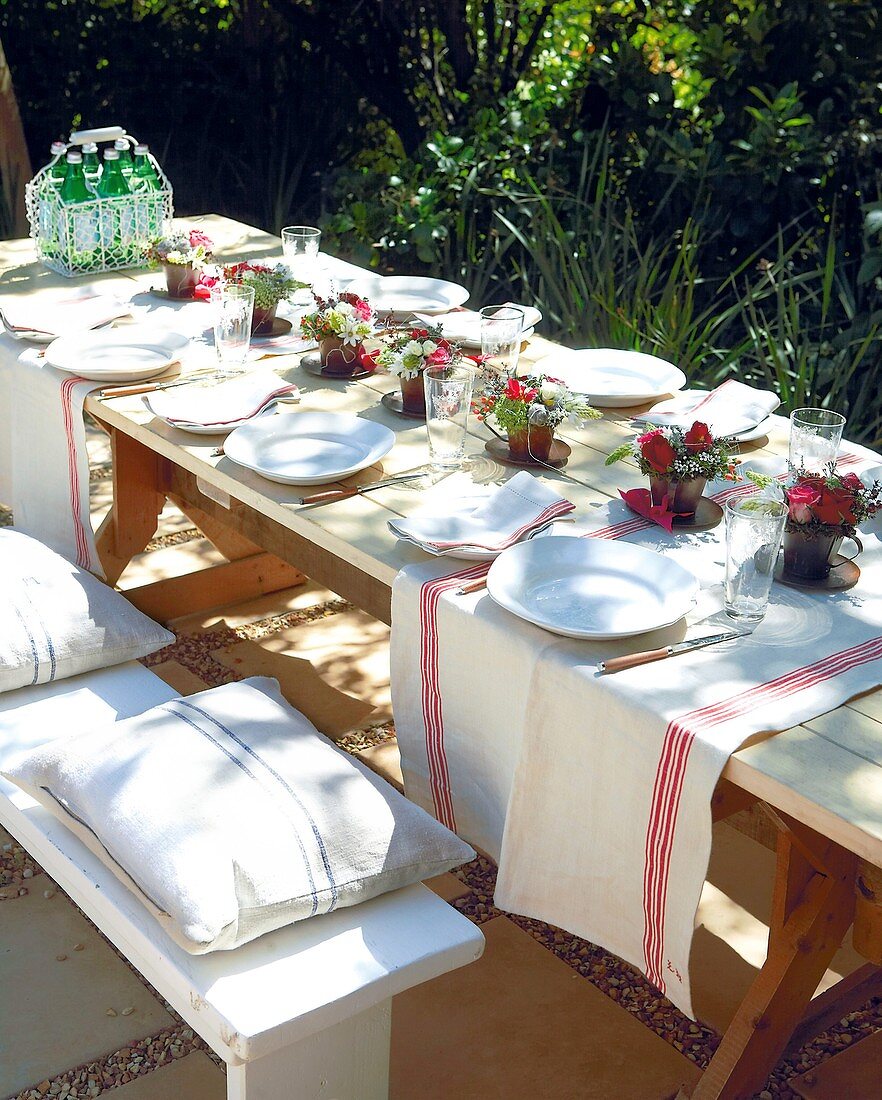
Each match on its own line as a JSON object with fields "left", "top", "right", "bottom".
{"left": 188, "top": 230, "right": 214, "bottom": 252}
{"left": 785, "top": 483, "right": 822, "bottom": 524}
{"left": 427, "top": 345, "right": 451, "bottom": 366}
{"left": 193, "top": 271, "right": 220, "bottom": 300}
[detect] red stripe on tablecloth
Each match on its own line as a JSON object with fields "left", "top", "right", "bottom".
{"left": 59, "top": 376, "right": 90, "bottom": 570}
{"left": 641, "top": 634, "right": 882, "bottom": 992}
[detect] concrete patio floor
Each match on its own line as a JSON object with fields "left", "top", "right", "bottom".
{"left": 1, "top": 421, "right": 881, "bottom": 1099}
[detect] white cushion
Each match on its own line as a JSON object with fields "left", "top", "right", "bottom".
{"left": 0, "top": 529, "right": 173, "bottom": 694}
{"left": 3, "top": 677, "right": 475, "bottom": 953}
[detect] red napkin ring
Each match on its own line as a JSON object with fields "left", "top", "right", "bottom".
{"left": 619, "top": 488, "right": 689, "bottom": 533}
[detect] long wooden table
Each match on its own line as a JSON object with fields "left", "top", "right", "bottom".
{"left": 4, "top": 215, "right": 882, "bottom": 1098}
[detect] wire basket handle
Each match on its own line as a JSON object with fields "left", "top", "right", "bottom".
{"left": 69, "top": 126, "right": 128, "bottom": 146}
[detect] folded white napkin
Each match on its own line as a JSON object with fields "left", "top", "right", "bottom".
{"left": 414, "top": 302, "right": 542, "bottom": 347}
{"left": 388, "top": 470, "right": 575, "bottom": 555}
{"left": 0, "top": 287, "right": 131, "bottom": 338}
{"left": 635, "top": 379, "right": 780, "bottom": 437}
{"left": 146, "top": 369, "right": 299, "bottom": 426}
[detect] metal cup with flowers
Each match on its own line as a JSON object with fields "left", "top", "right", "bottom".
{"left": 474, "top": 373, "right": 600, "bottom": 464}
{"left": 300, "top": 291, "right": 375, "bottom": 375}
{"left": 606, "top": 421, "right": 738, "bottom": 519}
{"left": 144, "top": 226, "right": 214, "bottom": 299}
{"left": 377, "top": 323, "right": 463, "bottom": 416}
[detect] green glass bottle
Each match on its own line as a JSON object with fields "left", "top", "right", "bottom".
{"left": 114, "top": 138, "right": 134, "bottom": 178}
{"left": 130, "top": 143, "right": 163, "bottom": 242}
{"left": 96, "top": 148, "right": 134, "bottom": 260}
{"left": 59, "top": 151, "right": 99, "bottom": 258}
{"left": 82, "top": 142, "right": 101, "bottom": 187}
{"left": 39, "top": 142, "right": 68, "bottom": 257}
{"left": 130, "top": 144, "right": 161, "bottom": 191}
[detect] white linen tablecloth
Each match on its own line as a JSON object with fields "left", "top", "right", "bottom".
{"left": 391, "top": 446, "right": 882, "bottom": 1017}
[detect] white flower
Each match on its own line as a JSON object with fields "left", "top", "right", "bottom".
{"left": 540, "top": 380, "right": 561, "bottom": 405}
{"left": 421, "top": 340, "right": 438, "bottom": 356}
{"left": 404, "top": 340, "right": 424, "bottom": 358}
{"left": 337, "top": 312, "right": 366, "bottom": 345}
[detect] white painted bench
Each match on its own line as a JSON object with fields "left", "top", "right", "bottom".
{"left": 0, "top": 663, "right": 484, "bottom": 1099}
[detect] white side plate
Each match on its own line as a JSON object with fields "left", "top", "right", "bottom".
{"left": 486, "top": 536, "right": 699, "bottom": 639}
{"left": 223, "top": 411, "right": 396, "bottom": 485}
{"left": 533, "top": 348, "right": 686, "bottom": 407}
{"left": 347, "top": 276, "right": 469, "bottom": 316}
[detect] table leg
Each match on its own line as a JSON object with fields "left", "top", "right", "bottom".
{"left": 95, "top": 427, "right": 166, "bottom": 584}
{"left": 690, "top": 815, "right": 857, "bottom": 1099}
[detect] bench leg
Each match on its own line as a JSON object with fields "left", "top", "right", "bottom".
{"left": 226, "top": 1000, "right": 392, "bottom": 1100}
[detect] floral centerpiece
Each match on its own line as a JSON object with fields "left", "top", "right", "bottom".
{"left": 221, "top": 261, "right": 305, "bottom": 335}
{"left": 300, "top": 291, "right": 374, "bottom": 374}
{"left": 144, "top": 227, "right": 214, "bottom": 299}
{"left": 606, "top": 421, "right": 738, "bottom": 519}
{"left": 760, "top": 467, "right": 881, "bottom": 579}
{"left": 474, "top": 374, "right": 600, "bottom": 463}
{"left": 377, "top": 324, "right": 464, "bottom": 414}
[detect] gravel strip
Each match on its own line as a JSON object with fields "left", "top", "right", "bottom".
{"left": 144, "top": 527, "right": 201, "bottom": 552}
{"left": 336, "top": 722, "right": 397, "bottom": 754}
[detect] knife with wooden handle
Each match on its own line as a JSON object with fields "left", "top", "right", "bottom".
{"left": 599, "top": 630, "right": 746, "bottom": 673}
{"left": 298, "top": 472, "right": 428, "bottom": 506}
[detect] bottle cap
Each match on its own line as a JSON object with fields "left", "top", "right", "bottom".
{"left": 114, "top": 139, "right": 130, "bottom": 152}
{"left": 134, "top": 144, "right": 149, "bottom": 155}
{"left": 82, "top": 142, "right": 98, "bottom": 154}
{"left": 51, "top": 141, "right": 67, "bottom": 155}
{"left": 103, "top": 148, "right": 120, "bottom": 161}
{"left": 66, "top": 151, "right": 83, "bottom": 164}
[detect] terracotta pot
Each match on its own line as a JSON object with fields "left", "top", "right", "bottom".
{"left": 507, "top": 423, "right": 555, "bottom": 463}
{"left": 399, "top": 372, "right": 426, "bottom": 415}
{"left": 320, "top": 336, "right": 362, "bottom": 376}
{"left": 781, "top": 525, "right": 863, "bottom": 579}
{"left": 648, "top": 474, "right": 706, "bottom": 516}
{"left": 164, "top": 262, "right": 198, "bottom": 299}
{"left": 251, "top": 301, "right": 278, "bottom": 336}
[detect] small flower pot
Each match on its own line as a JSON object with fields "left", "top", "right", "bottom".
{"left": 399, "top": 372, "right": 426, "bottom": 415}
{"left": 649, "top": 474, "right": 706, "bottom": 516}
{"left": 164, "top": 263, "right": 198, "bottom": 299}
{"left": 781, "top": 526, "right": 863, "bottom": 580}
{"left": 251, "top": 302, "right": 278, "bottom": 336}
{"left": 507, "top": 423, "right": 555, "bottom": 464}
{"left": 320, "top": 336, "right": 363, "bottom": 376}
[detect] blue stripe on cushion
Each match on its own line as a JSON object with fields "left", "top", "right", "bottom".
{"left": 177, "top": 699, "right": 340, "bottom": 913}
{"left": 164, "top": 704, "right": 321, "bottom": 917}
{"left": 11, "top": 602, "right": 40, "bottom": 684}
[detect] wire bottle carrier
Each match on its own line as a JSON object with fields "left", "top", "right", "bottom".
{"left": 25, "top": 126, "right": 174, "bottom": 277}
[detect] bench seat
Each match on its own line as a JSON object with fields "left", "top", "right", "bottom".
{"left": 0, "top": 663, "right": 484, "bottom": 1098}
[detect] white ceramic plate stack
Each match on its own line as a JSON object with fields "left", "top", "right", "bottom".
{"left": 223, "top": 412, "right": 395, "bottom": 485}
{"left": 533, "top": 349, "right": 686, "bottom": 407}
{"left": 347, "top": 276, "right": 470, "bottom": 317}
{"left": 486, "top": 536, "right": 699, "bottom": 639}
{"left": 45, "top": 327, "right": 190, "bottom": 382}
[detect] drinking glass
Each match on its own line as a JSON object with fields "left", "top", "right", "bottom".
{"left": 788, "top": 408, "right": 846, "bottom": 472}
{"left": 282, "top": 225, "right": 321, "bottom": 304}
{"left": 480, "top": 305, "right": 524, "bottom": 375}
{"left": 212, "top": 284, "right": 254, "bottom": 375}
{"left": 724, "top": 495, "right": 787, "bottom": 623}
{"left": 423, "top": 364, "right": 474, "bottom": 469}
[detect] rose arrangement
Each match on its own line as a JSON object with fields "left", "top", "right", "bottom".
{"left": 475, "top": 374, "right": 599, "bottom": 436}
{"left": 377, "top": 324, "right": 463, "bottom": 378}
{"left": 605, "top": 421, "right": 738, "bottom": 483}
{"left": 783, "top": 469, "right": 880, "bottom": 536}
{"left": 300, "top": 291, "right": 374, "bottom": 345}
{"left": 144, "top": 227, "right": 213, "bottom": 268}
{"left": 220, "top": 261, "right": 305, "bottom": 310}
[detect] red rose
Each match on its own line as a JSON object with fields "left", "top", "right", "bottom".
{"left": 683, "top": 421, "right": 713, "bottom": 454}
{"left": 639, "top": 431, "right": 677, "bottom": 474}
{"left": 785, "top": 483, "right": 821, "bottom": 524}
{"left": 813, "top": 485, "right": 857, "bottom": 526}
{"left": 840, "top": 472, "right": 863, "bottom": 492}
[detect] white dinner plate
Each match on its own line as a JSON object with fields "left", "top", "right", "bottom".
{"left": 415, "top": 306, "right": 541, "bottom": 348}
{"left": 223, "top": 411, "right": 395, "bottom": 485}
{"left": 486, "top": 536, "right": 699, "bottom": 639}
{"left": 533, "top": 348, "right": 686, "bottom": 407}
{"left": 347, "top": 276, "right": 469, "bottom": 316}
{"left": 45, "top": 327, "right": 189, "bottom": 382}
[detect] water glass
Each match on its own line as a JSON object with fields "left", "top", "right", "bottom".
{"left": 282, "top": 225, "right": 321, "bottom": 303}
{"left": 480, "top": 305, "right": 524, "bottom": 375}
{"left": 724, "top": 495, "right": 787, "bottom": 623}
{"left": 788, "top": 408, "right": 846, "bottom": 472}
{"left": 212, "top": 284, "right": 254, "bottom": 375}
{"left": 423, "top": 364, "right": 474, "bottom": 469}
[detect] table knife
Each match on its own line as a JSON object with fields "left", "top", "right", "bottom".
{"left": 599, "top": 630, "right": 746, "bottom": 673}
{"left": 298, "top": 472, "right": 429, "bottom": 506}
